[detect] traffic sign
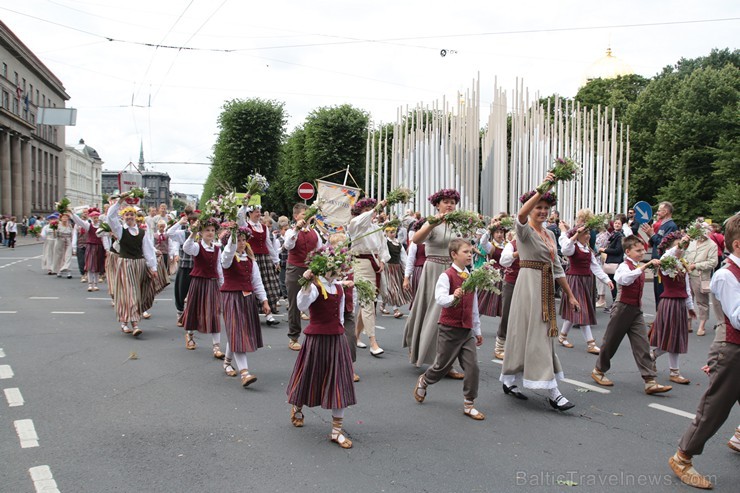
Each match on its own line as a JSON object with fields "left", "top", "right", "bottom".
{"left": 633, "top": 201, "right": 653, "bottom": 224}
{"left": 297, "top": 182, "right": 315, "bottom": 200}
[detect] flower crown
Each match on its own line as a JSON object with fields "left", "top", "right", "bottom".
{"left": 410, "top": 218, "right": 426, "bottom": 232}
{"left": 428, "top": 189, "right": 460, "bottom": 206}
{"left": 200, "top": 216, "right": 221, "bottom": 230}
{"left": 235, "top": 226, "right": 252, "bottom": 239}
{"left": 519, "top": 190, "right": 557, "bottom": 206}
{"left": 245, "top": 204, "right": 262, "bottom": 213}
{"left": 658, "top": 230, "right": 685, "bottom": 255}
{"left": 351, "top": 197, "right": 377, "bottom": 216}
{"left": 119, "top": 206, "right": 138, "bottom": 216}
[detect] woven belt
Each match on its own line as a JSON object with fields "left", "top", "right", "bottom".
{"left": 520, "top": 260, "right": 558, "bottom": 337}
{"left": 425, "top": 255, "right": 451, "bottom": 265}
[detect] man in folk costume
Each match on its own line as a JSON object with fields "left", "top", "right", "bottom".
{"left": 348, "top": 197, "right": 390, "bottom": 356}
{"left": 238, "top": 194, "right": 281, "bottom": 326}
{"left": 284, "top": 203, "right": 323, "bottom": 351}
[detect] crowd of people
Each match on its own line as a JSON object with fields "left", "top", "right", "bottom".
{"left": 28, "top": 181, "right": 738, "bottom": 489}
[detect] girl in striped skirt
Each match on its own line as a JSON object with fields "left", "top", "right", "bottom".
{"left": 381, "top": 226, "right": 411, "bottom": 318}
{"left": 403, "top": 218, "right": 427, "bottom": 309}
{"left": 106, "top": 197, "right": 161, "bottom": 337}
{"left": 70, "top": 207, "right": 106, "bottom": 292}
{"left": 287, "top": 245, "right": 356, "bottom": 449}
{"left": 182, "top": 217, "right": 224, "bottom": 356}
{"left": 650, "top": 232, "right": 697, "bottom": 385}
{"left": 220, "top": 227, "right": 270, "bottom": 387}
{"left": 478, "top": 222, "right": 508, "bottom": 318}
{"left": 557, "top": 225, "right": 613, "bottom": 354}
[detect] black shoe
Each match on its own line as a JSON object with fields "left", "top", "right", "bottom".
{"left": 548, "top": 395, "right": 575, "bottom": 411}
{"left": 503, "top": 384, "right": 528, "bottom": 400}
{"left": 265, "top": 319, "right": 280, "bottom": 326}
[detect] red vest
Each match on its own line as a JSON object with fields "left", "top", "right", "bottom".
{"left": 86, "top": 225, "right": 103, "bottom": 246}
{"left": 438, "top": 267, "right": 474, "bottom": 329}
{"left": 221, "top": 256, "right": 254, "bottom": 292}
{"left": 343, "top": 273, "right": 354, "bottom": 313}
{"left": 304, "top": 285, "right": 344, "bottom": 335}
{"left": 190, "top": 244, "right": 220, "bottom": 279}
{"left": 287, "top": 230, "right": 319, "bottom": 268}
{"left": 504, "top": 240, "right": 520, "bottom": 284}
{"left": 247, "top": 225, "right": 269, "bottom": 255}
{"left": 723, "top": 262, "right": 740, "bottom": 345}
{"left": 154, "top": 233, "right": 169, "bottom": 254}
{"left": 567, "top": 244, "right": 592, "bottom": 276}
{"left": 414, "top": 244, "right": 426, "bottom": 267}
{"left": 616, "top": 260, "right": 644, "bottom": 307}
{"left": 489, "top": 244, "right": 503, "bottom": 269}
{"left": 661, "top": 271, "right": 688, "bottom": 299}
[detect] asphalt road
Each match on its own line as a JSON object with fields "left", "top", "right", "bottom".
{"left": 1, "top": 243, "right": 737, "bottom": 492}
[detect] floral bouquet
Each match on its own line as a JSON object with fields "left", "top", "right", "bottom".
{"left": 218, "top": 191, "right": 242, "bottom": 221}
{"left": 354, "top": 277, "right": 377, "bottom": 308}
{"left": 97, "top": 222, "right": 112, "bottom": 233}
{"left": 658, "top": 254, "right": 687, "bottom": 279}
{"left": 245, "top": 172, "right": 269, "bottom": 196}
{"left": 220, "top": 220, "right": 239, "bottom": 241}
{"left": 383, "top": 218, "right": 401, "bottom": 230}
{"left": 121, "top": 187, "right": 148, "bottom": 205}
{"left": 48, "top": 219, "right": 59, "bottom": 231}
{"left": 29, "top": 223, "right": 42, "bottom": 238}
{"left": 55, "top": 197, "right": 71, "bottom": 215}
{"left": 379, "top": 187, "right": 415, "bottom": 210}
{"left": 303, "top": 201, "right": 323, "bottom": 224}
{"left": 536, "top": 156, "right": 581, "bottom": 194}
{"left": 686, "top": 221, "right": 711, "bottom": 241}
{"left": 452, "top": 261, "right": 502, "bottom": 306}
{"left": 585, "top": 213, "right": 610, "bottom": 231}
{"left": 298, "top": 244, "right": 354, "bottom": 298}
{"left": 427, "top": 209, "right": 484, "bottom": 238}
{"left": 490, "top": 216, "right": 514, "bottom": 233}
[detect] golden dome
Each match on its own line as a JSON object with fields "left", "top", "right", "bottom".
{"left": 582, "top": 47, "right": 633, "bottom": 85}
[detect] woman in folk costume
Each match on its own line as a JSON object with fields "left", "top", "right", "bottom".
{"left": 219, "top": 226, "right": 270, "bottom": 387}
{"left": 403, "top": 218, "right": 427, "bottom": 309}
{"left": 107, "top": 196, "right": 161, "bottom": 337}
{"left": 69, "top": 207, "right": 106, "bottom": 292}
{"left": 650, "top": 232, "right": 697, "bottom": 385}
{"left": 237, "top": 197, "right": 281, "bottom": 326}
{"left": 499, "top": 178, "right": 581, "bottom": 410}
{"left": 402, "top": 189, "right": 465, "bottom": 379}
{"left": 182, "top": 217, "right": 224, "bottom": 355}
{"left": 52, "top": 211, "right": 75, "bottom": 279}
{"left": 380, "top": 225, "right": 411, "bottom": 319}
{"left": 477, "top": 218, "right": 509, "bottom": 318}
{"left": 41, "top": 213, "right": 59, "bottom": 274}
{"left": 287, "top": 245, "right": 357, "bottom": 449}
{"left": 557, "top": 224, "right": 613, "bottom": 354}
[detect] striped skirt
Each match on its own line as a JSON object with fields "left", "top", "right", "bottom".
{"left": 113, "top": 257, "right": 157, "bottom": 323}
{"left": 142, "top": 256, "right": 170, "bottom": 307}
{"left": 255, "top": 254, "right": 281, "bottom": 306}
{"left": 221, "top": 291, "right": 263, "bottom": 353}
{"left": 183, "top": 277, "right": 221, "bottom": 333}
{"left": 106, "top": 251, "right": 119, "bottom": 298}
{"left": 478, "top": 281, "right": 503, "bottom": 317}
{"left": 560, "top": 274, "right": 597, "bottom": 325}
{"left": 382, "top": 263, "right": 412, "bottom": 307}
{"left": 85, "top": 243, "right": 106, "bottom": 274}
{"left": 287, "top": 333, "right": 356, "bottom": 409}
{"left": 650, "top": 298, "right": 689, "bottom": 354}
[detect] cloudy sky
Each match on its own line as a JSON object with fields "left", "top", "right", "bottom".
{"left": 2, "top": 0, "right": 737, "bottom": 197}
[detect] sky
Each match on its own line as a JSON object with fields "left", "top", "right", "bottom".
{"left": 2, "top": 0, "right": 738, "bottom": 198}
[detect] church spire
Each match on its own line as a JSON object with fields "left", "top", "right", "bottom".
{"left": 138, "top": 140, "right": 145, "bottom": 171}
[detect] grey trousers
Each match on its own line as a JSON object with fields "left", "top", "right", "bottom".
{"left": 497, "top": 280, "right": 515, "bottom": 340}
{"left": 344, "top": 311, "right": 357, "bottom": 363}
{"left": 596, "top": 302, "right": 656, "bottom": 380}
{"left": 424, "top": 324, "right": 479, "bottom": 401}
{"left": 679, "top": 340, "right": 740, "bottom": 456}
{"left": 286, "top": 264, "right": 307, "bottom": 341}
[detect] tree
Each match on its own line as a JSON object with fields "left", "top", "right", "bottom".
{"left": 172, "top": 197, "right": 186, "bottom": 212}
{"left": 575, "top": 74, "right": 649, "bottom": 121}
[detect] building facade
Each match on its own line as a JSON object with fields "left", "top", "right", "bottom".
{"left": 102, "top": 169, "right": 171, "bottom": 211}
{"left": 0, "top": 20, "right": 69, "bottom": 218}
{"left": 65, "top": 139, "right": 103, "bottom": 208}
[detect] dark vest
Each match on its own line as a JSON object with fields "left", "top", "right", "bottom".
{"left": 221, "top": 255, "right": 254, "bottom": 292}
{"left": 567, "top": 244, "right": 592, "bottom": 276}
{"left": 387, "top": 240, "right": 402, "bottom": 264}
{"left": 86, "top": 225, "right": 103, "bottom": 246}
{"left": 190, "top": 244, "right": 220, "bottom": 279}
{"left": 304, "top": 285, "right": 344, "bottom": 335}
{"left": 118, "top": 228, "right": 145, "bottom": 259}
{"left": 616, "top": 260, "right": 644, "bottom": 307}
{"left": 414, "top": 243, "right": 426, "bottom": 267}
{"left": 661, "top": 271, "right": 688, "bottom": 299}
{"left": 438, "top": 267, "right": 474, "bottom": 329}
{"left": 287, "top": 230, "right": 319, "bottom": 268}
{"left": 248, "top": 225, "right": 269, "bottom": 255}
{"left": 343, "top": 273, "right": 354, "bottom": 313}
{"left": 504, "top": 240, "right": 520, "bottom": 284}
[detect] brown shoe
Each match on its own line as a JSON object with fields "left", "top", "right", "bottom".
{"left": 288, "top": 340, "right": 301, "bottom": 351}
{"left": 558, "top": 332, "right": 574, "bottom": 348}
{"left": 669, "top": 451, "right": 713, "bottom": 489}
{"left": 290, "top": 406, "right": 304, "bottom": 427}
{"left": 413, "top": 374, "right": 427, "bottom": 403}
{"left": 645, "top": 380, "right": 672, "bottom": 394}
{"left": 728, "top": 427, "right": 740, "bottom": 452}
{"left": 446, "top": 368, "right": 465, "bottom": 380}
{"left": 330, "top": 417, "right": 352, "bottom": 449}
{"left": 463, "top": 401, "right": 485, "bottom": 421}
{"left": 586, "top": 340, "right": 600, "bottom": 355}
{"left": 240, "top": 369, "right": 257, "bottom": 387}
{"left": 176, "top": 313, "right": 184, "bottom": 327}
{"left": 669, "top": 370, "right": 690, "bottom": 385}
{"left": 223, "top": 359, "right": 237, "bottom": 377}
{"left": 353, "top": 373, "right": 360, "bottom": 383}
{"left": 185, "top": 333, "right": 196, "bottom": 350}
{"left": 591, "top": 369, "right": 613, "bottom": 386}
{"left": 494, "top": 337, "right": 505, "bottom": 360}
{"left": 212, "top": 343, "right": 225, "bottom": 360}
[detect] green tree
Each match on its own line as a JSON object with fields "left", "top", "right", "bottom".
{"left": 575, "top": 74, "right": 649, "bottom": 121}
{"left": 172, "top": 197, "right": 186, "bottom": 212}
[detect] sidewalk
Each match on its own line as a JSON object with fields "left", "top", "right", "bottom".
{"left": 1, "top": 234, "right": 43, "bottom": 248}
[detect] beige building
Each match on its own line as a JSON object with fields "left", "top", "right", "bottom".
{"left": 0, "top": 20, "right": 69, "bottom": 217}
{"left": 65, "top": 139, "right": 103, "bottom": 208}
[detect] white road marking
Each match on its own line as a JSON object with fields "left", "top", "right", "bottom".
{"left": 648, "top": 403, "right": 696, "bottom": 420}
{"left": 30, "top": 297, "right": 59, "bottom": 300}
{"left": 4, "top": 388, "right": 24, "bottom": 406}
{"left": 29, "top": 465, "right": 60, "bottom": 493}
{"left": 561, "top": 378, "right": 611, "bottom": 394}
{"left": 86, "top": 297, "right": 111, "bottom": 300}
{"left": 375, "top": 326, "right": 386, "bottom": 330}
{"left": 491, "top": 358, "right": 503, "bottom": 364}
{"left": 0, "top": 311, "right": 18, "bottom": 314}
{"left": 0, "top": 348, "right": 5, "bottom": 357}
{"left": 0, "top": 364, "right": 14, "bottom": 379}
{"left": 51, "top": 311, "right": 85, "bottom": 314}
{"left": 155, "top": 298, "right": 172, "bottom": 301}
{"left": 0, "top": 256, "right": 41, "bottom": 260}
{"left": 14, "top": 419, "right": 39, "bottom": 448}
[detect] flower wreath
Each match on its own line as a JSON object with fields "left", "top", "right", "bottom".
{"left": 428, "top": 188, "right": 460, "bottom": 206}
{"left": 351, "top": 197, "right": 377, "bottom": 216}
{"left": 119, "top": 206, "right": 138, "bottom": 216}
{"left": 519, "top": 190, "right": 558, "bottom": 206}
{"left": 410, "top": 217, "right": 426, "bottom": 232}
{"left": 658, "top": 230, "right": 685, "bottom": 255}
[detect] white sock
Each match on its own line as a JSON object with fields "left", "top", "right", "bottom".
{"left": 668, "top": 353, "right": 680, "bottom": 370}
{"left": 233, "top": 352, "right": 248, "bottom": 371}
{"left": 464, "top": 399, "right": 481, "bottom": 416}
{"left": 561, "top": 321, "right": 573, "bottom": 335}
{"left": 224, "top": 342, "right": 234, "bottom": 361}
{"left": 331, "top": 408, "right": 345, "bottom": 419}
{"left": 581, "top": 325, "right": 594, "bottom": 341}
{"left": 267, "top": 314, "right": 275, "bottom": 321}
{"left": 548, "top": 387, "right": 569, "bottom": 403}
{"left": 187, "top": 330, "right": 194, "bottom": 335}
{"left": 211, "top": 332, "right": 221, "bottom": 345}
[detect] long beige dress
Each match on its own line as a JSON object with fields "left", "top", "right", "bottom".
{"left": 52, "top": 225, "right": 74, "bottom": 274}
{"left": 500, "top": 217, "right": 566, "bottom": 389}
{"left": 403, "top": 223, "right": 458, "bottom": 366}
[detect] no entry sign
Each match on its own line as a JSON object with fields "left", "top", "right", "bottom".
{"left": 298, "top": 182, "right": 315, "bottom": 200}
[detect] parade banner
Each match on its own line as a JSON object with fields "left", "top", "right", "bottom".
{"left": 315, "top": 180, "right": 361, "bottom": 233}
